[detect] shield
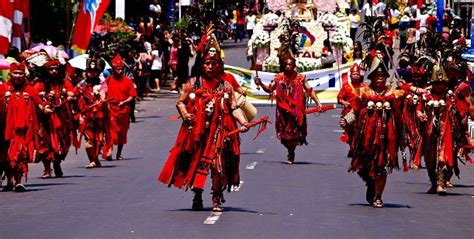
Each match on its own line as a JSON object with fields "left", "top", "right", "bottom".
{"left": 68, "top": 54, "right": 111, "bottom": 71}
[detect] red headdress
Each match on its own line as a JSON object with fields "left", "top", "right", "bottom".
{"left": 9, "top": 62, "right": 26, "bottom": 72}
{"left": 350, "top": 63, "right": 361, "bottom": 74}
{"left": 43, "top": 59, "right": 60, "bottom": 68}
{"left": 411, "top": 66, "right": 425, "bottom": 76}
{"left": 111, "top": 55, "right": 124, "bottom": 67}
{"left": 196, "top": 25, "right": 222, "bottom": 62}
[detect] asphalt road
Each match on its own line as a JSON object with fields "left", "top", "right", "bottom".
{"left": 0, "top": 43, "right": 473, "bottom": 239}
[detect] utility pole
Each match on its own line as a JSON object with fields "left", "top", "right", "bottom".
{"left": 179, "top": 0, "right": 182, "bottom": 19}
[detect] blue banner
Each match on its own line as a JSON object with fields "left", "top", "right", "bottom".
{"left": 436, "top": 0, "right": 444, "bottom": 32}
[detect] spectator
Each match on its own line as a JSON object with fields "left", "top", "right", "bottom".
{"left": 150, "top": 42, "right": 163, "bottom": 92}
{"left": 235, "top": 4, "right": 246, "bottom": 42}
{"left": 362, "top": 2, "right": 374, "bottom": 23}
{"left": 246, "top": 10, "right": 257, "bottom": 39}
{"left": 175, "top": 36, "right": 194, "bottom": 92}
{"left": 349, "top": 8, "right": 360, "bottom": 43}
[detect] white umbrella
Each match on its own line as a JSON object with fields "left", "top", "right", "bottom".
{"left": 68, "top": 54, "right": 111, "bottom": 71}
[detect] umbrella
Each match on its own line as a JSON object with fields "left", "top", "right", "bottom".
{"left": 31, "top": 43, "right": 69, "bottom": 59}
{"left": 68, "top": 54, "right": 111, "bottom": 71}
{"left": 0, "top": 57, "right": 10, "bottom": 70}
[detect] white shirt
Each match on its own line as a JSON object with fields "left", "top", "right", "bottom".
{"left": 375, "top": 2, "right": 386, "bottom": 16}
{"left": 149, "top": 4, "right": 161, "bottom": 13}
{"left": 246, "top": 15, "right": 256, "bottom": 30}
{"left": 151, "top": 50, "right": 162, "bottom": 70}
{"left": 349, "top": 14, "right": 360, "bottom": 28}
{"left": 363, "top": 3, "right": 373, "bottom": 17}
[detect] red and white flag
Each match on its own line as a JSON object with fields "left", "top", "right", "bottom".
{"left": 0, "top": 0, "right": 14, "bottom": 55}
{"left": 71, "top": 0, "right": 110, "bottom": 54}
{"left": 12, "top": 0, "right": 29, "bottom": 51}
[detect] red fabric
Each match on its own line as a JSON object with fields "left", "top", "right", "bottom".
{"left": 0, "top": 82, "right": 40, "bottom": 176}
{"left": 222, "top": 72, "right": 240, "bottom": 91}
{"left": 71, "top": 0, "right": 110, "bottom": 53}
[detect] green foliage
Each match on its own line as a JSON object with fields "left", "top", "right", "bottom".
{"left": 385, "top": 0, "right": 398, "bottom": 10}
{"left": 174, "top": 18, "right": 190, "bottom": 33}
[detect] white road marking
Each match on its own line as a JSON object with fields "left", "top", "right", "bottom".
{"left": 246, "top": 162, "right": 258, "bottom": 170}
{"left": 256, "top": 148, "right": 265, "bottom": 154}
{"left": 333, "top": 129, "right": 344, "bottom": 133}
{"left": 331, "top": 115, "right": 341, "bottom": 118}
{"left": 204, "top": 212, "right": 223, "bottom": 225}
{"left": 231, "top": 181, "right": 244, "bottom": 192}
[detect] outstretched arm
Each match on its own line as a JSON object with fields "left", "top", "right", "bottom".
{"left": 254, "top": 76, "right": 275, "bottom": 93}
{"left": 304, "top": 77, "right": 322, "bottom": 108}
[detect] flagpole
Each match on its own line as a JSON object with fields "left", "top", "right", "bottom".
{"left": 67, "top": 2, "right": 80, "bottom": 50}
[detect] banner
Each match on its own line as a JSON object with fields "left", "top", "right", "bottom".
{"left": 71, "top": 0, "right": 110, "bottom": 54}
{"left": 224, "top": 63, "right": 354, "bottom": 103}
{"left": 0, "top": 0, "right": 14, "bottom": 55}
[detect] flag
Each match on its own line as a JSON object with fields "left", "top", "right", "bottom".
{"left": 71, "top": 0, "right": 110, "bottom": 54}
{"left": 12, "top": 0, "right": 29, "bottom": 51}
{"left": 0, "top": 0, "right": 14, "bottom": 55}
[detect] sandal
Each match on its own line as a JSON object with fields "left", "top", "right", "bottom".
{"left": 14, "top": 184, "right": 26, "bottom": 193}
{"left": 105, "top": 156, "right": 113, "bottom": 161}
{"left": 372, "top": 199, "right": 384, "bottom": 208}
{"left": 86, "top": 162, "right": 98, "bottom": 169}
{"left": 41, "top": 170, "right": 52, "bottom": 179}
{"left": 116, "top": 156, "right": 124, "bottom": 160}
{"left": 212, "top": 203, "right": 224, "bottom": 212}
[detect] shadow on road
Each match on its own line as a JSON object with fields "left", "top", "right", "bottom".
{"left": 165, "top": 207, "right": 272, "bottom": 214}
{"left": 136, "top": 115, "right": 162, "bottom": 119}
{"left": 348, "top": 203, "right": 412, "bottom": 208}
{"left": 27, "top": 182, "right": 75, "bottom": 187}
{"left": 262, "top": 160, "right": 329, "bottom": 166}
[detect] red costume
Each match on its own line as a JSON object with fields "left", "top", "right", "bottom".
{"left": 102, "top": 73, "right": 137, "bottom": 146}
{"left": 274, "top": 72, "right": 309, "bottom": 148}
{"left": 0, "top": 63, "right": 40, "bottom": 190}
{"left": 34, "top": 60, "right": 78, "bottom": 178}
{"left": 75, "top": 79, "right": 108, "bottom": 161}
{"left": 337, "top": 63, "right": 365, "bottom": 146}
{"left": 159, "top": 34, "right": 248, "bottom": 212}
{"left": 414, "top": 66, "right": 471, "bottom": 194}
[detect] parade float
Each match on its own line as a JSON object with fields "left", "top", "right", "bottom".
{"left": 225, "top": 0, "right": 354, "bottom": 103}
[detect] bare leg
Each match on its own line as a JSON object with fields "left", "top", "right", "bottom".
{"left": 42, "top": 159, "right": 52, "bottom": 178}
{"left": 373, "top": 175, "right": 387, "bottom": 208}
{"left": 116, "top": 143, "right": 124, "bottom": 160}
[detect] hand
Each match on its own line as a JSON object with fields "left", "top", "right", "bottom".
{"left": 254, "top": 76, "right": 262, "bottom": 87}
{"left": 339, "top": 118, "right": 347, "bottom": 127}
{"left": 118, "top": 101, "right": 125, "bottom": 107}
{"left": 44, "top": 107, "right": 53, "bottom": 114}
{"left": 240, "top": 123, "right": 249, "bottom": 133}
{"left": 317, "top": 101, "right": 323, "bottom": 108}
{"left": 183, "top": 113, "right": 194, "bottom": 123}
{"left": 67, "top": 96, "right": 74, "bottom": 101}
{"left": 416, "top": 112, "right": 427, "bottom": 122}
{"left": 342, "top": 102, "right": 351, "bottom": 108}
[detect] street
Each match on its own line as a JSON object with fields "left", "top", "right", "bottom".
{"left": 0, "top": 44, "right": 472, "bottom": 239}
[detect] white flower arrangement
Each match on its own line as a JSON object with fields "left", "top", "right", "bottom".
{"left": 247, "top": 30, "right": 270, "bottom": 59}
{"left": 319, "top": 13, "right": 338, "bottom": 30}
{"left": 295, "top": 57, "right": 322, "bottom": 72}
{"left": 262, "top": 55, "right": 280, "bottom": 73}
{"left": 262, "top": 13, "right": 280, "bottom": 27}
{"left": 330, "top": 23, "right": 353, "bottom": 51}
